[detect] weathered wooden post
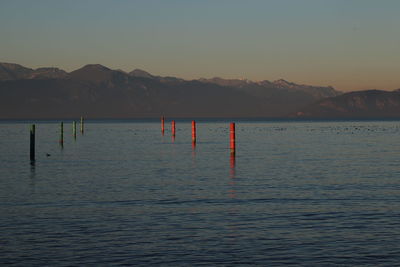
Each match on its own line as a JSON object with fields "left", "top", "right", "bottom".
{"left": 30, "top": 124, "right": 35, "bottom": 161}
{"left": 60, "top": 122, "right": 64, "bottom": 146}
{"left": 80, "top": 116, "right": 84, "bottom": 134}
{"left": 230, "top": 122, "right": 235, "bottom": 155}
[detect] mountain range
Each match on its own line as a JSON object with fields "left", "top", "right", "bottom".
{"left": 294, "top": 89, "right": 400, "bottom": 118}
{"left": 0, "top": 62, "right": 398, "bottom": 119}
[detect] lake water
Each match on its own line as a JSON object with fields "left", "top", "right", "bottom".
{"left": 1, "top": 119, "right": 400, "bottom": 266}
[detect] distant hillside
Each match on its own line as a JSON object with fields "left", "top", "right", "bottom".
{"left": 129, "top": 69, "right": 154, "bottom": 79}
{"left": 0, "top": 62, "right": 341, "bottom": 119}
{"left": 294, "top": 90, "right": 400, "bottom": 118}
{"left": 199, "top": 77, "right": 339, "bottom": 100}
{"left": 0, "top": 62, "right": 67, "bottom": 80}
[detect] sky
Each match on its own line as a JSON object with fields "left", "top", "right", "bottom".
{"left": 1, "top": 0, "right": 399, "bottom": 91}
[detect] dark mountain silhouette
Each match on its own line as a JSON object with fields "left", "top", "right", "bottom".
{"left": 129, "top": 69, "right": 154, "bottom": 79}
{"left": 198, "top": 77, "right": 340, "bottom": 115}
{"left": 0, "top": 62, "right": 342, "bottom": 119}
{"left": 0, "top": 63, "right": 33, "bottom": 80}
{"left": 0, "top": 62, "right": 67, "bottom": 80}
{"left": 69, "top": 64, "right": 128, "bottom": 83}
{"left": 293, "top": 90, "right": 400, "bottom": 118}
{"left": 200, "top": 77, "right": 339, "bottom": 99}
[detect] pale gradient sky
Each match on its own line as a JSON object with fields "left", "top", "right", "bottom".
{"left": 1, "top": 0, "right": 399, "bottom": 91}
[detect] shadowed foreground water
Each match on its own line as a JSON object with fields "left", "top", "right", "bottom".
{"left": 1, "top": 120, "right": 400, "bottom": 266}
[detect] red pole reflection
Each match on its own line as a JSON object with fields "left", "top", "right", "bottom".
{"left": 230, "top": 153, "right": 235, "bottom": 178}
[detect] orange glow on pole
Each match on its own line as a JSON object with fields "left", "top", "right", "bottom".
{"left": 172, "top": 120, "right": 176, "bottom": 137}
{"left": 192, "top": 120, "right": 196, "bottom": 143}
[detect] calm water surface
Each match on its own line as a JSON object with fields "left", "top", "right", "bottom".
{"left": 1, "top": 120, "right": 400, "bottom": 266}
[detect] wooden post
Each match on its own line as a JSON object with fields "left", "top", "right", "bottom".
{"left": 161, "top": 116, "right": 165, "bottom": 135}
{"left": 60, "top": 122, "right": 64, "bottom": 146}
{"left": 230, "top": 122, "right": 235, "bottom": 155}
{"left": 172, "top": 120, "right": 176, "bottom": 137}
{"left": 30, "top": 124, "right": 35, "bottom": 161}
{"left": 192, "top": 120, "right": 196, "bottom": 143}
{"left": 73, "top": 121, "right": 77, "bottom": 139}
{"left": 80, "top": 116, "right": 84, "bottom": 134}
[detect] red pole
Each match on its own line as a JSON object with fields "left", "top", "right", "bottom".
{"left": 172, "top": 120, "right": 176, "bottom": 137}
{"left": 192, "top": 120, "right": 196, "bottom": 143}
{"left": 230, "top": 122, "right": 235, "bottom": 155}
{"left": 161, "top": 116, "right": 165, "bottom": 135}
